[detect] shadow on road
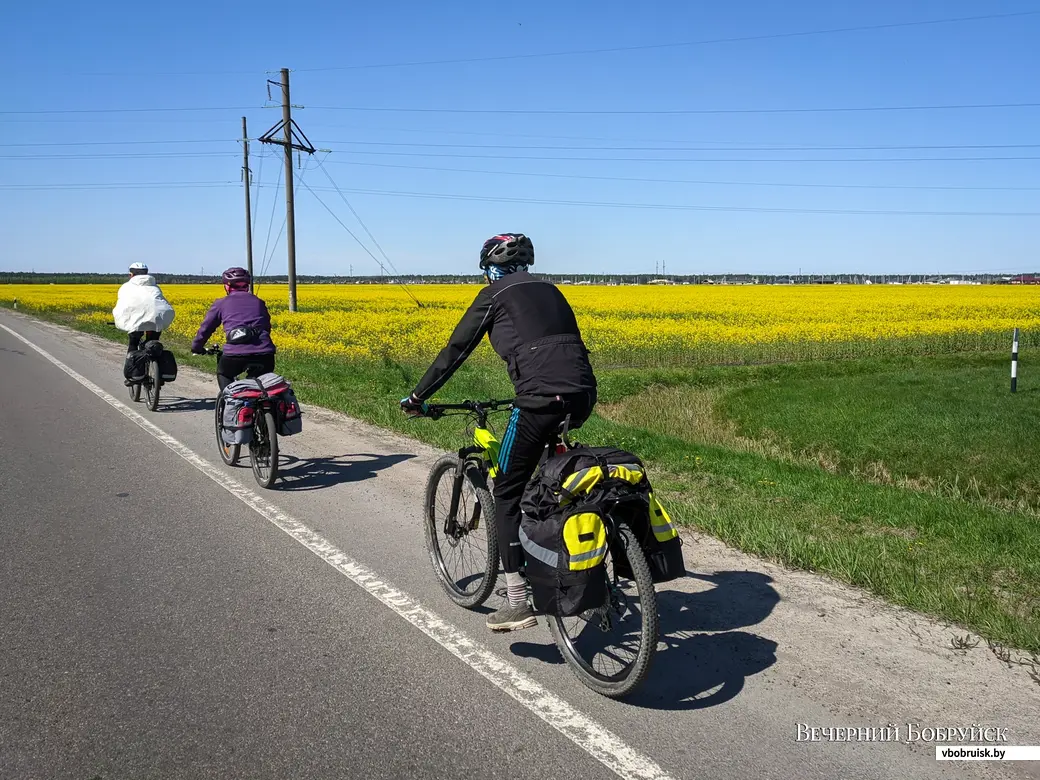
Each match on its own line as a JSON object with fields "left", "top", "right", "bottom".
{"left": 277, "top": 453, "right": 416, "bottom": 491}
{"left": 510, "top": 569, "right": 780, "bottom": 709}
{"left": 161, "top": 396, "right": 216, "bottom": 413}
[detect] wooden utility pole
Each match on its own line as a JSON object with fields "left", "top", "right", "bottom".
{"left": 241, "top": 117, "right": 254, "bottom": 290}
{"left": 279, "top": 70, "right": 298, "bottom": 310}
{"left": 259, "top": 68, "right": 315, "bottom": 312}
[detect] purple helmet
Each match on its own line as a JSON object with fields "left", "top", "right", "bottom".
{"left": 222, "top": 267, "right": 251, "bottom": 290}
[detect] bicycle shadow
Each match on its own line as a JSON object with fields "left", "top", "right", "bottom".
{"left": 161, "top": 396, "right": 216, "bottom": 413}
{"left": 510, "top": 570, "right": 780, "bottom": 710}
{"left": 276, "top": 453, "right": 416, "bottom": 491}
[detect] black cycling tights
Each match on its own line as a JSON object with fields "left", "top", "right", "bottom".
{"left": 127, "top": 331, "right": 160, "bottom": 352}
{"left": 492, "top": 392, "right": 595, "bottom": 574}
{"left": 217, "top": 353, "right": 275, "bottom": 392}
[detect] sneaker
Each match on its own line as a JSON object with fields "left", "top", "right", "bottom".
{"left": 486, "top": 603, "right": 537, "bottom": 632}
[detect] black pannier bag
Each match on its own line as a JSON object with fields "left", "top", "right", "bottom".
{"left": 123, "top": 349, "right": 148, "bottom": 381}
{"left": 519, "top": 502, "right": 610, "bottom": 617}
{"left": 159, "top": 349, "right": 177, "bottom": 383}
{"left": 521, "top": 445, "right": 685, "bottom": 613}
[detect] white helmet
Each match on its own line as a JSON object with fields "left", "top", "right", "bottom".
{"left": 129, "top": 262, "right": 149, "bottom": 275}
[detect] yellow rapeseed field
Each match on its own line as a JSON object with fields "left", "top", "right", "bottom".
{"left": 1, "top": 282, "right": 1036, "bottom": 365}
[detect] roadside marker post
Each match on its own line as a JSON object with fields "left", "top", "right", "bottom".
{"left": 1011, "top": 328, "right": 1020, "bottom": 393}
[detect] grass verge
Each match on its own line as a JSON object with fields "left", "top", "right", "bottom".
{"left": 9, "top": 305, "right": 1039, "bottom": 653}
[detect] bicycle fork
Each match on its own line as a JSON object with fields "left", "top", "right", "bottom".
{"left": 444, "top": 457, "right": 466, "bottom": 539}
{"left": 444, "top": 454, "right": 485, "bottom": 539}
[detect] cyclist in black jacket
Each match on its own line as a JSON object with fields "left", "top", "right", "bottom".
{"left": 402, "top": 233, "right": 597, "bottom": 632}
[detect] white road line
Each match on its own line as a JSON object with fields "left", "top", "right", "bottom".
{"left": 0, "top": 321, "right": 675, "bottom": 780}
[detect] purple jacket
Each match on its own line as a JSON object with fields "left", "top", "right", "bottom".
{"left": 192, "top": 291, "right": 276, "bottom": 356}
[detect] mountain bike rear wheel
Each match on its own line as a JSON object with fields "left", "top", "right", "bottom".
{"left": 549, "top": 522, "right": 658, "bottom": 699}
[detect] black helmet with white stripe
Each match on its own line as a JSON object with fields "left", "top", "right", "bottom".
{"left": 479, "top": 233, "right": 534, "bottom": 270}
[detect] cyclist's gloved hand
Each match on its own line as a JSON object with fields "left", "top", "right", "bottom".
{"left": 400, "top": 393, "right": 428, "bottom": 417}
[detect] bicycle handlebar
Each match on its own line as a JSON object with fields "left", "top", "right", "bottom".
{"left": 423, "top": 399, "right": 514, "bottom": 420}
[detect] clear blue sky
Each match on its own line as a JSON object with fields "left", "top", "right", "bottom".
{"left": 3, "top": 0, "right": 1038, "bottom": 276}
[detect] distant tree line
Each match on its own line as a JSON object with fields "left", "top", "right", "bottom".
{"left": 1, "top": 271, "right": 1036, "bottom": 286}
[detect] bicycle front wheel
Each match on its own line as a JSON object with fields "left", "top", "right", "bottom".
{"left": 145, "top": 359, "right": 161, "bottom": 411}
{"left": 423, "top": 454, "right": 499, "bottom": 608}
{"left": 250, "top": 410, "right": 279, "bottom": 488}
{"left": 549, "top": 522, "right": 659, "bottom": 699}
{"left": 127, "top": 379, "right": 141, "bottom": 403}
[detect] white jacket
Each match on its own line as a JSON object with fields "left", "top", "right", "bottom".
{"left": 113, "top": 275, "right": 176, "bottom": 332}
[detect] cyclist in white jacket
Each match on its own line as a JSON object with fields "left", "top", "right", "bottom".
{"left": 113, "top": 263, "right": 176, "bottom": 379}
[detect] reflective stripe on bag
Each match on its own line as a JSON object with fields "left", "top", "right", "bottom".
{"left": 648, "top": 493, "right": 679, "bottom": 542}
{"left": 563, "top": 512, "right": 608, "bottom": 571}
{"left": 560, "top": 466, "right": 604, "bottom": 504}
{"left": 607, "top": 463, "right": 644, "bottom": 485}
{"left": 560, "top": 462, "right": 645, "bottom": 505}
{"left": 519, "top": 525, "right": 559, "bottom": 569}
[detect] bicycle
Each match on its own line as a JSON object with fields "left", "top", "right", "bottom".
{"left": 205, "top": 346, "right": 280, "bottom": 489}
{"left": 419, "top": 399, "right": 659, "bottom": 699}
{"left": 114, "top": 325, "right": 163, "bottom": 411}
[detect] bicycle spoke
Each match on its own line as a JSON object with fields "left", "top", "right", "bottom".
{"left": 431, "top": 469, "right": 489, "bottom": 597}
{"left": 556, "top": 552, "right": 647, "bottom": 681}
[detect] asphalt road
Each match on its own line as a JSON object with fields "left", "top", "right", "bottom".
{"left": 0, "top": 311, "right": 1035, "bottom": 780}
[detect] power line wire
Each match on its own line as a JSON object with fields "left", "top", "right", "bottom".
{"left": 325, "top": 139, "right": 1040, "bottom": 152}
{"left": 26, "top": 10, "right": 1039, "bottom": 78}
{"left": 9, "top": 135, "right": 1039, "bottom": 153}
{"left": 79, "top": 68, "right": 261, "bottom": 78}
{"left": 0, "top": 152, "right": 236, "bottom": 160}
{"left": 4, "top": 170, "right": 1032, "bottom": 195}
{"left": 0, "top": 139, "right": 231, "bottom": 147}
{"left": 258, "top": 215, "right": 288, "bottom": 283}
{"left": 334, "top": 159, "right": 1040, "bottom": 192}
{"left": 265, "top": 183, "right": 1040, "bottom": 217}
{"left": 296, "top": 10, "right": 1040, "bottom": 71}
{"left": 294, "top": 174, "right": 392, "bottom": 276}
{"left": 251, "top": 148, "right": 268, "bottom": 242}
{"left": 0, "top": 106, "right": 256, "bottom": 116}
{"left": 7, "top": 100, "right": 1040, "bottom": 118}
{"left": 257, "top": 155, "right": 323, "bottom": 285}
{"left": 312, "top": 123, "right": 770, "bottom": 145}
{"left": 0, "top": 182, "right": 236, "bottom": 190}
{"left": 324, "top": 149, "right": 1040, "bottom": 162}
{"left": 258, "top": 163, "right": 284, "bottom": 284}
{"left": 2, "top": 117, "right": 254, "bottom": 124}
{"left": 315, "top": 160, "right": 397, "bottom": 275}
{"left": 307, "top": 101, "right": 1040, "bottom": 115}
{"left": 294, "top": 171, "right": 423, "bottom": 307}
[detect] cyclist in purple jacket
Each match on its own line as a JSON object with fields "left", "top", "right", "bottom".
{"left": 191, "top": 268, "right": 277, "bottom": 391}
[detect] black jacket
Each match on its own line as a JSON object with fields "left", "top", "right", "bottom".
{"left": 412, "top": 272, "right": 597, "bottom": 401}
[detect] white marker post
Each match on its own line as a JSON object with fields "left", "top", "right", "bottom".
{"left": 1011, "top": 328, "right": 1020, "bottom": 393}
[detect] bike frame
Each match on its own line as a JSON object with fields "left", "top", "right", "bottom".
{"left": 442, "top": 404, "right": 508, "bottom": 539}
{"left": 424, "top": 399, "right": 575, "bottom": 541}
{"left": 208, "top": 346, "right": 277, "bottom": 457}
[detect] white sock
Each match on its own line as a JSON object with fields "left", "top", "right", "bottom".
{"left": 504, "top": 572, "right": 527, "bottom": 607}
